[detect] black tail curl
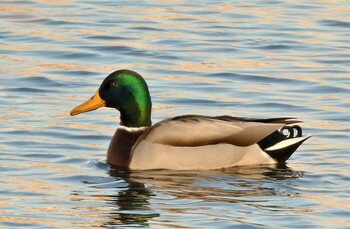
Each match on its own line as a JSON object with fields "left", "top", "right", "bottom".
{"left": 258, "top": 124, "right": 308, "bottom": 163}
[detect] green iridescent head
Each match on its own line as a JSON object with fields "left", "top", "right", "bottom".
{"left": 70, "top": 69, "right": 152, "bottom": 127}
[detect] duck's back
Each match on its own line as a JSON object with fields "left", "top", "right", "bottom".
{"left": 129, "top": 115, "right": 299, "bottom": 170}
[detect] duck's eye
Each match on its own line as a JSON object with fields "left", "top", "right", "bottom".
{"left": 109, "top": 81, "right": 117, "bottom": 87}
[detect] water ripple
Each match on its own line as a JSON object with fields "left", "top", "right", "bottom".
{"left": 319, "top": 20, "right": 350, "bottom": 28}
{"left": 0, "top": 0, "right": 349, "bottom": 228}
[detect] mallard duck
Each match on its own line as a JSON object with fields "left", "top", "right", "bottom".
{"left": 70, "top": 69, "right": 310, "bottom": 170}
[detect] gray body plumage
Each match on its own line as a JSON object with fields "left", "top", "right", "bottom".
{"left": 121, "top": 115, "right": 310, "bottom": 170}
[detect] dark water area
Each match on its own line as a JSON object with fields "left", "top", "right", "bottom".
{"left": 1, "top": 0, "right": 349, "bottom": 228}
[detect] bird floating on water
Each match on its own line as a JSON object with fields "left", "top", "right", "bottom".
{"left": 70, "top": 69, "right": 310, "bottom": 170}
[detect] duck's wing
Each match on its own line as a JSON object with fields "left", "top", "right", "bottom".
{"left": 129, "top": 115, "right": 296, "bottom": 170}
{"left": 204, "top": 115, "right": 300, "bottom": 124}
{"left": 138, "top": 115, "right": 293, "bottom": 147}
{"left": 130, "top": 115, "right": 308, "bottom": 170}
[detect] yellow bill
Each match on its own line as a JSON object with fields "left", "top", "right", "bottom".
{"left": 70, "top": 90, "right": 106, "bottom": 116}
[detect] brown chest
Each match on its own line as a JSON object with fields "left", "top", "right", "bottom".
{"left": 106, "top": 128, "right": 146, "bottom": 168}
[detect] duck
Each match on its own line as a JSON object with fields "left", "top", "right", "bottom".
{"left": 70, "top": 69, "right": 311, "bottom": 170}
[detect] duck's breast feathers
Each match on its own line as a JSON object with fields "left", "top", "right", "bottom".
{"left": 138, "top": 115, "right": 296, "bottom": 147}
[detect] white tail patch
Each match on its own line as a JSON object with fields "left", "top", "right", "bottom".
{"left": 265, "top": 135, "right": 311, "bottom": 151}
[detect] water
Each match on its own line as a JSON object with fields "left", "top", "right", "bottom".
{"left": 1, "top": 0, "right": 349, "bottom": 228}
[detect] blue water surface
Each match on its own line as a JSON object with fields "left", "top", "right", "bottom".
{"left": 0, "top": 0, "right": 349, "bottom": 228}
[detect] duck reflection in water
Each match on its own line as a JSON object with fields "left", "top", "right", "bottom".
{"left": 91, "top": 163, "right": 304, "bottom": 227}
{"left": 102, "top": 168, "right": 160, "bottom": 227}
